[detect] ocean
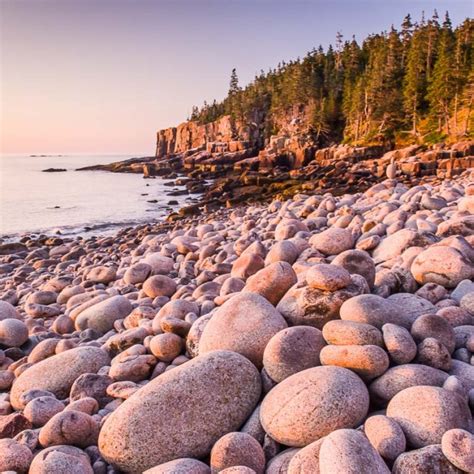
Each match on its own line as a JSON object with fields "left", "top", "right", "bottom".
{"left": 0, "top": 154, "right": 196, "bottom": 238}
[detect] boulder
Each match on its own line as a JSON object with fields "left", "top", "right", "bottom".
{"left": 143, "top": 275, "right": 177, "bottom": 298}
{"left": 0, "top": 438, "right": 33, "bottom": 473}
{"left": 441, "top": 429, "right": 474, "bottom": 473}
{"left": 309, "top": 228, "right": 354, "bottom": 256}
{"left": 370, "top": 364, "right": 449, "bottom": 405}
{"left": 319, "top": 344, "right": 389, "bottom": 380}
{"left": 386, "top": 386, "right": 472, "bottom": 448}
{"left": 323, "top": 320, "right": 383, "bottom": 347}
{"left": 0, "top": 301, "right": 20, "bottom": 321}
{"left": 99, "top": 351, "right": 261, "bottom": 473}
{"left": 260, "top": 366, "right": 369, "bottom": 447}
{"left": 210, "top": 432, "right": 265, "bottom": 474}
{"left": 332, "top": 250, "right": 376, "bottom": 289}
{"left": 11, "top": 347, "right": 110, "bottom": 410}
{"left": 0, "top": 318, "right": 29, "bottom": 347}
{"left": 392, "top": 445, "right": 461, "bottom": 473}
{"left": 305, "top": 264, "right": 351, "bottom": 291}
{"left": 144, "top": 459, "right": 210, "bottom": 474}
{"left": 29, "top": 445, "right": 93, "bottom": 474}
{"left": 74, "top": 295, "right": 132, "bottom": 334}
{"left": 277, "top": 279, "right": 364, "bottom": 329}
{"left": 263, "top": 326, "right": 325, "bottom": 382}
{"left": 199, "top": 293, "right": 287, "bottom": 368}
{"left": 340, "top": 294, "right": 409, "bottom": 329}
{"left": 364, "top": 415, "right": 406, "bottom": 461}
{"left": 318, "top": 429, "right": 390, "bottom": 473}
{"left": 411, "top": 246, "right": 474, "bottom": 288}
{"left": 243, "top": 261, "right": 297, "bottom": 305}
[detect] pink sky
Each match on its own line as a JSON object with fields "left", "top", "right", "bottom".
{"left": 1, "top": 0, "right": 471, "bottom": 155}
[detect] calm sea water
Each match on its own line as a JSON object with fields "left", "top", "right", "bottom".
{"left": 0, "top": 154, "right": 195, "bottom": 238}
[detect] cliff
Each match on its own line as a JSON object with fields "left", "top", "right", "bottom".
{"left": 155, "top": 114, "right": 263, "bottom": 157}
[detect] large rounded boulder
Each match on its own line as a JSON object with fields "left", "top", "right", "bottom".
{"left": 386, "top": 386, "right": 472, "bottom": 448}
{"left": 199, "top": 293, "right": 287, "bottom": 368}
{"left": 11, "top": 347, "right": 110, "bottom": 410}
{"left": 411, "top": 246, "right": 474, "bottom": 288}
{"left": 260, "top": 366, "right": 369, "bottom": 447}
{"left": 99, "top": 350, "right": 261, "bottom": 473}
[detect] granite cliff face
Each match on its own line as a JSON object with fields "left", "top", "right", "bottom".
{"left": 155, "top": 114, "right": 263, "bottom": 158}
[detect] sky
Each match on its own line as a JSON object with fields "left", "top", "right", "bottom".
{"left": 1, "top": 0, "right": 472, "bottom": 155}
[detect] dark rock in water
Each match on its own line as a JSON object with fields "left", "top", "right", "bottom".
{"left": 0, "top": 243, "right": 27, "bottom": 255}
{"left": 168, "top": 200, "right": 179, "bottom": 205}
{"left": 42, "top": 168, "right": 67, "bottom": 172}
{"left": 147, "top": 200, "right": 158, "bottom": 203}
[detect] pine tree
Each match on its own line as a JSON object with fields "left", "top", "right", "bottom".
{"left": 427, "top": 12, "right": 455, "bottom": 134}
{"left": 404, "top": 26, "right": 427, "bottom": 135}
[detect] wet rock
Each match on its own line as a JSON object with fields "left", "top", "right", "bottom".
{"left": 411, "top": 246, "right": 474, "bottom": 288}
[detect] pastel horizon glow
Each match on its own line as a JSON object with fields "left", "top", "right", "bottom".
{"left": 1, "top": 0, "right": 472, "bottom": 155}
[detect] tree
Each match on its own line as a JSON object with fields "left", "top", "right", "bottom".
{"left": 427, "top": 12, "right": 455, "bottom": 133}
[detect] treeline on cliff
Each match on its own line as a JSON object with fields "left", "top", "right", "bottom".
{"left": 189, "top": 12, "right": 473, "bottom": 148}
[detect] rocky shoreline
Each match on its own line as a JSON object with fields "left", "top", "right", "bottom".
{"left": 78, "top": 136, "right": 474, "bottom": 222}
{"left": 0, "top": 161, "right": 473, "bottom": 472}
